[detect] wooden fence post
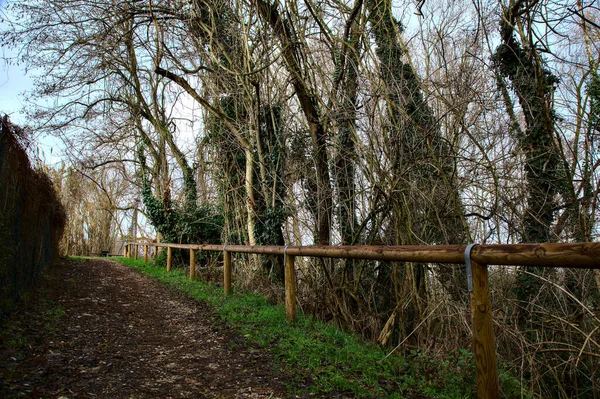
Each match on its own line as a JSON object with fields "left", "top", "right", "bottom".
{"left": 285, "top": 254, "right": 297, "bottom": 324}
{"left": 189, "top": 249, "right": 196, "bottom": 280}
{"left": 470, "top": 260, "right": 499, "bottom": 399}
{"left": 224, "top": 250, "right": 232, "bottom": 295}
{"left": 154, "top": 245, "right": 158, "bottom": 259}
{"left": 167, "top": 246, "right": 172, "bottom": 272}
{"left": 134, "top": 245, "right": 138, "bottom": 260}
{"left": 144, "top": 245, "right": 148, "bottom": 263}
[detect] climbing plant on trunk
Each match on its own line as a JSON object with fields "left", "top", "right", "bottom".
{"left": 365, "top": 0, "right": 467, "bottom": 345}
{"left": 492, "top": 0, "right": 562, "bottom": 307}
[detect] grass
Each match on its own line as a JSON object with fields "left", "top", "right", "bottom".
{"left": 112, "top": 256, "right": 527, "bottom": 398}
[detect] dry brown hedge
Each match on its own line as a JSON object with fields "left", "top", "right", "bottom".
{"left": 0, "top": 115, "right": 66, "bottom": 316}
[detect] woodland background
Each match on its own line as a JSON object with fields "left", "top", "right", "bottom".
{"left": 2, "top": 0, "right": 600, "bottom": 396}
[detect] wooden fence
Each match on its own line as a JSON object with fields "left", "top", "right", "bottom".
{"left": 125, "top": 241, "right": 600, "bottom": 399}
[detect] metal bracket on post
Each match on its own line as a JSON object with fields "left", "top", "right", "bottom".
{"left": 283, "top": 244, "right": 289, "bottom": 265}
{"left": 464, "top": 243, "right": 478, "bottom": 293}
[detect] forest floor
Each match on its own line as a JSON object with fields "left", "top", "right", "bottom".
{"left": 0, "top": 258, "right": 294, "bottom": 398}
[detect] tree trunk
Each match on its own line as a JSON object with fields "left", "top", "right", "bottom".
{"left": 493, "top": 1, "right": 561, "bottom": 306}
{"left": 252, "top": 0, "right": 332, "bottom": 245}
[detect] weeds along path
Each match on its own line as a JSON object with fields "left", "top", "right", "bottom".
{"left": 0, "top": 258, "right": 287, "bottom": 398}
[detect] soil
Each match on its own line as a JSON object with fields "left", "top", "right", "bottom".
{"left": 0, "top": 258, "right": 294, "bottom": 398}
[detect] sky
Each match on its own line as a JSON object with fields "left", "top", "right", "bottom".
{"left": 0, "top": 44, "right": 62, "bottom": 164}
{"left": 0, "top": 14, "right": 32, "bottom": 126}
{"left": 0, "top": 56, "right": 32, "bottom": 126}
{"left": 1, "top": 2, "right": 65, "bottom": 164}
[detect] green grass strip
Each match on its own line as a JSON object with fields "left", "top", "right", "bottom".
{"left": 112, "top": 257, "right": 527, "bottom": 398}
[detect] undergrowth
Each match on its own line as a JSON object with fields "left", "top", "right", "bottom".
{"left": 113, "top": 257, "right": 528, "bottom": 398}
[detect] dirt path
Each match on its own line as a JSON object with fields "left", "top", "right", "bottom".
{"left": 0, "top": 258, "right": 289, "bottom": 398}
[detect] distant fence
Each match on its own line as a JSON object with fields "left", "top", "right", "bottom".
{"left": 0, "top": 116, "right": 65, "bottom": 316}
{"left": 127, "top": 240, "right": 600, "bottom": 399}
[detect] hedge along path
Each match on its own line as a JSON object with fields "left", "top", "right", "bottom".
{"left": 0, "top": 257, "right": 287, "bottom": 398}
{"left": 0, "top": 116, "right": 66, "bottom": 316}
{"left": 129, "top": 241, "right": 600, "bottom": 399}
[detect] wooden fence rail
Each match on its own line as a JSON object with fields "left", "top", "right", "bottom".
{"left": 125, "top": 241, "right": 600, "bottom": 399}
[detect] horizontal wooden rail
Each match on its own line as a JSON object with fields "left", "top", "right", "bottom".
{"left": 129, "top": 242, "right": 600, "bottom": 268}
{"left": 124, "top": 240, "right": 600, "bottom": 399}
